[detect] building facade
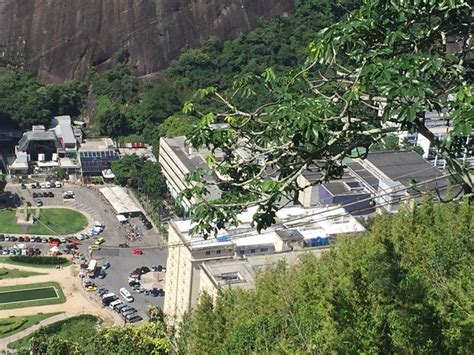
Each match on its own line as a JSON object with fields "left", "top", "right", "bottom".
{"left": 164, "top": 205, "right": 366, "bottom": 324}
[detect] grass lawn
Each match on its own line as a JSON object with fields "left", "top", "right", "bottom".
{"left": 0, "top": 209, "right": 21, "bottom": 234}
{"left": 0, "top": 207, "right": 88, "bottom": 235}
{"left": 0, "top": 282, "right": 65, "bottom": 310}
{"left": 0, "top": 313, "right": 61, "bottom": 339}
{"left": 0, "top": 257, "right": 71, "bottom": 269}
{"left": 0, "top": 268, "right": 44, "bottom": 280}
{"left": 10, "top": 315, "right": 100, "bottom": 350}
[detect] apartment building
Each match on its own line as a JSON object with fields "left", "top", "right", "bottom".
{"left": 159, "top": 136, "right": 226, "bottom": 213}
{"left": 164, "top": 205, "right": 365, "bottom": 323}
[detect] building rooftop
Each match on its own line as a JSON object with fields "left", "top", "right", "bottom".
{"left": 18, "top": 128, "right": 59, "bottom": 152}
{"left": 50, "top": 115, "right": 76, "bottom": 145}
{"left": 79, "top": 138, "right": 115, "bottom": 151}
{"left": 348, "top": 162, "right": 379, "bottom": 190}
{"left": 365, "top": 151, "right": 444, "bottom": 184}
{"left": 172, "top": 205, "right": 366, "bottom": 251}
{"left": 201, "top": 248, "right": 326, "bottom": 290}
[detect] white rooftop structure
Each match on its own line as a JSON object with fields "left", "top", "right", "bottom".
{"left": 172, "top": 205, "right": 365, "bottom": 251}
{"left": 99, "top": 186, "right": 142, "bottom": 215}
{"left": 50, "top": 115, "right": 76, "bottom": 148}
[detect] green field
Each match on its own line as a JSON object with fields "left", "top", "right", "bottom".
{"left": 0, "top": 313, "right": 61, "bottom": 339}
{"left": 0, "top": 282, "right": 65, "bottom": 310}
{"left": 0, "top": 287, "right": 58, "bottom": 304}
{"left": 0, "top": 208, "right": 88, "bottom": 235}
{"left": 0, "top": 268, "right": 43, "bottom": 280}
{"left": 9, "top": 315, "right": 100, "bottom": 350}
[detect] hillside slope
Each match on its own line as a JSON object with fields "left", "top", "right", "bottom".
{"left": 0, "top": 0, "right": 294, "bottom": 83}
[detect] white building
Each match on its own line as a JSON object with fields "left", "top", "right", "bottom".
{"left": 164, "top": 205, "right": 365, "bottom": 323}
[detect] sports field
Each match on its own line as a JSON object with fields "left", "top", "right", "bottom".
{"left": 0, "top": 286, "right": 58, "bottom": 305}
{"left": 0, "top": 282, "right": 65, "bottom": 310}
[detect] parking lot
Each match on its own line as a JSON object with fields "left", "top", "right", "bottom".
{"left": 89, "top": 246, "right": 167, "bottom": 322}
{"left": 2, "top": 181, "right": 169, "bottom": 322}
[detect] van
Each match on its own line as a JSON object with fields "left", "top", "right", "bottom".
{"left": 120, "top": 287, "right": 134, "bottom": 302}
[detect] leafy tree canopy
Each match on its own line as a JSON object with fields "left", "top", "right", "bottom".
{"left": 157, "top": 114, "right": 199, "bottom": 138}
{"left": 111, "top": 154, "right": 168, "bottom": 202}
{"left": 182, "top": 0, "right": 473, "bottom": 236}
{"left": 0, "top": 71, "right": 85, "bottom": 129}
{"left": 177, "top": 201, "right": 473, "bottom": 354}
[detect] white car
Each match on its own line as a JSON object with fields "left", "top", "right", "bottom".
{"left": 55, "top": 181, "right": 62, "bottom": 188}
{"left": 120, "top": 288, "right": 134, "bottom": 303}
{"left": 76, "top": 234, "right": 84, "bottom": 241}
{"left": 59, "top": 237, "right": 66, "bottom": 243}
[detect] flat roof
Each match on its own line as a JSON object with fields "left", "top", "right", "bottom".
{"left": 365, "top": 151, "right": 443, "bottom": 182}
{"left": 201, "top": 248, "right": 326, "bottom": 290}
{"left": 348, "top": 162, "right": 380, "bottom": 190}
{"left": 99, "top": 186, "right": 142, "bottom": 215}
{"left": 172, "top": 205, "right": 365, "bottom": 250}
{"left": 79, "top": 138, "right": 115, "bottom": 151}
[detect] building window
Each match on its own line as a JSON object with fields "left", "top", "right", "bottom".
{"left": 216, "top": 250, "right": 221, "bottom": 255}
{"left": 205, "top": 251, "right": 211, "bottom": 256}
{"left": 260, "top": 248, "right": 268, "bottom": 253}
{"left": 250, "top": 249, "right": 256, "bottom": 254}
{"left": 238, "top": 250, "right": 244, "bottom": 255}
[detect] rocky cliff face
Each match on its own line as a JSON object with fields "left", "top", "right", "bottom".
{"left": 0, "top": 0, "right": 294, "bottom": 83}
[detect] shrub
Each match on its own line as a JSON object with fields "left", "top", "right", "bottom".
{"left": 9, "top": 256, "right": 69, "bottom": 265}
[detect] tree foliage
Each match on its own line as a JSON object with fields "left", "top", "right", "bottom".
{"left": 111, "top": 154, "right": 168, "bottom": 202}
{"left": 0, "top": 71, "right": 85, "bottom": 129}
{"left": 178, "top": 201, "right": 473, "bottom": 354}
{"left": 157, "top": 114, "right": 198, "bottom": 138}
{"left": 183, "top": 0, "right": 473, "bottom": 235}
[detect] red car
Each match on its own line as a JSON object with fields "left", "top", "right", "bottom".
{"left": 132, "top": 249, "right": 143, "bottom": 255}
{"left": 24, "top": 236, "right": 31, "bottom": 242}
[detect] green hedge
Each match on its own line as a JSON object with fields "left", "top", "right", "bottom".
{"left": 9, "top": 256, "right": 69, "bottom": 265}
{"left": 0, "top": 318, "right": 27, "bottom": 335}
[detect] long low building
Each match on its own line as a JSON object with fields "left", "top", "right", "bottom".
{"left": 99, "top": 186, "right": 142, "bottom": 216}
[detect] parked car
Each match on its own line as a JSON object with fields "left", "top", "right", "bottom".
{"left": 59, "top": 237, "right": 66, "bottom": 243}
{"left": 0, "top": 235, "right": 4, "bottom": 241}
{"left": 35, "top": 237, "right": 42, "bottom": 243}
{"left": 125, "top": 314, "right": 142, "bottom": 323}
{"left": 119, "top": 243, "right": 129, "bottom": 248}
{"left": 32, "top": 192, "right": 38, "bottom": 198}
{"left": 42, "top": 238, "right": 49, "bottom": 243}
{"left": 21, "top": 183, "right": 26, "bottom": 189}
{"left": 120, "top": 288, "right": 134, "bottom": 303}
{"left": 24, "top": 236, "right": 30, "bottom": 242}
{"left": 36, "top": 199, "right": 43, "bottom": 207}
{"left": 18, "top": 236, "right": 24, "bottom": 242}
{"left": 102, "top": 261, "right": 111, "bottom": 270}
{"left": 31, "top": 184, "right": 37, "bottom": 189}
{"left": 10, "top": 236, "right": 17, "bottom": 242}
{"left": 98, "top": 270, "right": 107, "bottom": 279}
{"left": 4, "top": 236, "right": 10, "bottom": 242}
{"left": 48, "top": 191, "right": 54, "bottom": 198}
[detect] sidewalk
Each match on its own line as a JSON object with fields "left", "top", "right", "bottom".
{"left": 0, "top": 313, "right": 71, "bottom": 351}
